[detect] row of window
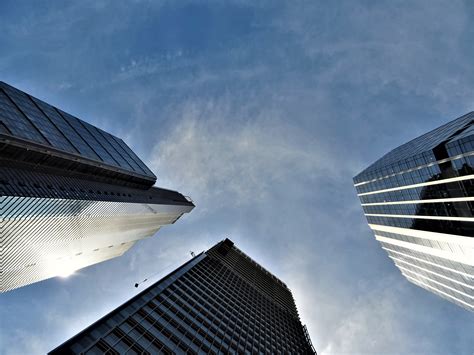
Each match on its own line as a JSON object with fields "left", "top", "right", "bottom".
{"left": 363, "top": 201, "right": 473, "bottom": 218}
{"left": 386, "top": 249, "right": 472, "bottom": 285}
{"left": 373, "top": 229, "right": 468, "bottom": 256}
{"left": 380, "top": 242, "right": 474, "bottom": 277}
{"left": 447, "top": 135, "right": 474, "bottom": 160}
{"left": 403, "top": 269, "right": 473, "bottom": 308}
{"left": 0, "top": 167, "right": 159, "bottom": 203}
{"left": 408, "top": 276, "right": 473, "bottom": 311}
{"left": 354, "top": 116, "right": 472, "bottom": 183}
{"left": 359, "top": 179, "right": 473, "bottom": 204}
{"left": 366, "top": 215, "right": 474, "bottom": 237}
{"left": 356, "top": 154, "right": 473, "bottom": 194}
{"left": 397, "top": 263, "right": 473, "bottom": 299}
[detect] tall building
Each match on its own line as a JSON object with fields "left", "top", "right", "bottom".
{"left": 49, "top": 239, "right": 316, "bottom": 354}
{"left": 354, "top": 112, "right": 473, "bottom": 311}
{"left": 0, "top": 81, "right": 194, "bottom": 292}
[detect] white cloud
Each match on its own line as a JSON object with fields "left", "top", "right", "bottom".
{"left": 150, "top": 98, "right": 343, "bottom": 208}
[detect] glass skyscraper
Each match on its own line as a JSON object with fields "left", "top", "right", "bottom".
{"left": 0, "top": 81, "right": 194, "bottom": 292}
{"left": 49, "top": 239, "right": 316, "bottom": 354}
{"left": 354, "top": 112, "right": 473, "bottom": 311}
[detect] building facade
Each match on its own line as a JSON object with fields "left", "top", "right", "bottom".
{"left": 354, "top": 112, "right": 473, "bottom": 311}
{"left": 0, "top": 81, "right": 194, "bottom": 292}
{"left": 49, "top": 239, "right": 316, "bottom": 354}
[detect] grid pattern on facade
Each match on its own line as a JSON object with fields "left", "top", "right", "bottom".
{"left": 207, "top": 244, "right": 299, "bottom": 317}
{"left": 353, "top": 113, "right": 474, "bottom": 311}
{"left": 354, "top": 112, "right": 473, "bottom": 184}
{"left": 0, "top": 81, "right": 156, "bottom": 183}
{"left": 49, "top": 240, "right": 316, "bottom": 354}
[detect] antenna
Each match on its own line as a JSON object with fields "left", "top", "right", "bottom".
{"left": 190, "top": 251, "right": 195, "bottom": 257}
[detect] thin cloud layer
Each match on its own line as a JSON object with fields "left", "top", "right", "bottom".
{"left": 150, "top": 100, "right": 340, "bottom": 208}
{"left": 1, "top": 1, "right": 473, "bottom": 354}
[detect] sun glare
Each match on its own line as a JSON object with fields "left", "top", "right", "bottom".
{"left": 57, "top": 268, "right": 75, "bottom": 278}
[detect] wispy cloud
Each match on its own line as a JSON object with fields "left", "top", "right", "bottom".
{"left": 1, "top": 1, "right": 473, "bottom": 354}
{"left": 150, "top": 98, "right": 342, "bottom": 208}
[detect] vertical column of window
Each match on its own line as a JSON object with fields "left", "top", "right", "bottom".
{"left": 30, "top": 99, "right": 100, "bottom": 161}
{"left": 97, "top": 129, "right": 144, "bottom": 173}
{"left": 0, "top": 90, "right": 47, "bottom": 143}
{"left": 148, "top": 301, "right": 192, "bottom": 352}
{"left": 80, "top": 121, "right": 133, "bottom": 171}
{"left": 0, "top": 120, "right": 12, "bottom": 134}
{"left": 166, "top": 282, "right": 217, "bottom": 350}
{"left": 163, "top": 288, "right": 217, "bottom": 353}
{"left": 446, "top": 127, "right": 474, "bottom": 160}
{"left": 172, "top": 279, "right": 224, "bottom": 346}
{"left": 112, "top": 136, "right": 155, "bottom": 176}
{"left": 3, "top": 87, "right": 78, "bottom": 154}
{"left": 56, "top": 110, "right": 116, "bottom": 165}
{"left": 155, "top": 296, "right": 203, "bottom": 353}
{"left": 28, "top": 96, "right": 82, "bottom": 155}
{"left": 108, "top": 134, "right": 148, "bottom": 175}
{"left": 133, "top": 304, "right": 178, "bottom": 352}
{"left": 107, "top": 326, "right": 150, "bottom": 354}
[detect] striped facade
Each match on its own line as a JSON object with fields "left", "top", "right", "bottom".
{"left": 49, "top": 239, "right": 316, "bottom": 354}
{"left": 354, "top": 112, "right": 473, "bottom": 311}
{"left": 0, "top": 81, "right": 194, "bottom": 292}
{"left": 1, "top": 195, "right": 193, "bottom": 292}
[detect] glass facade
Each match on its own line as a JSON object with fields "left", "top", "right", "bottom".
{"left": 354, "top": 112, "right": 474, "bottom": 311}
{"left": 0, "top": 81, "right": 156, "bottom": 186}
{"left": 49, "top": 239, "right": 316, "bottom": 354}
{"left": 0, "top": 81, "right": 194, "bottom": 292}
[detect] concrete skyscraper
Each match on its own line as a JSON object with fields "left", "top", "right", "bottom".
{"left": 354, "top": 112, "right": 473, "bottom": 311}
{"left": 49, "top": 239, "right": 316, "bottom": 354}
{"left": 0, "top": 81, "right": 194, "bottom": 292}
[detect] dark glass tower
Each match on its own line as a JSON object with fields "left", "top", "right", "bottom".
{"left": 49, "top": 239, "right": 316, "bottom": 354}
{"left": 0, "top": 81, "right": 194, "bottom": 292}
{"left": 354, "top": 112, "right": 473, "bottom": 311}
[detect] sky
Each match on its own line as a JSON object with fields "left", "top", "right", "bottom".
{"left": 0, "top": 0, "right": 473, "bottom": 354}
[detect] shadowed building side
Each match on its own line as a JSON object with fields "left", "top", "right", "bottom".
{"left": 49, "top": 239, "right": 317, "bottom": 354}
{"left": 354, "top": 112, "right": 474, "bottom": 311}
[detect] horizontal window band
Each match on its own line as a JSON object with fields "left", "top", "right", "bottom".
{"left": 366, "top": 213, "right": 474, "bottom": 223}
{"left": 400, "top": 267, "right": 474, "bottom": 300}
{"left": 354, "top": 151, "right": 474, "bottom": 187}
{"left": 357, "top": 174, "right": 474, "bottom": 196}
{"left": 375, "top": 235, "right": 474, "bottom": 266}
{"left": 361, "top": 197, "right": 474, "bottom": 206}
{"left": 404, "top": 275, "right": 473, "bottom": 309}
{"left": 382, "top": 246, "right": 473, "bottom": 278}
{"left": 369, "top": 224, "right": 473, "bottom": 246}
{"left": 391, "top": 257, "right": 473, "bottom": 289}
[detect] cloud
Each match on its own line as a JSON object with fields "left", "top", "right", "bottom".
{"left": 149, "top": 98, "right": 343, "bottom": 208}
{"left": 274, "top": 0, "right": 473, "bottom": 113}
{"left": 1, "top": 1, "right": 474, "bottom": 354}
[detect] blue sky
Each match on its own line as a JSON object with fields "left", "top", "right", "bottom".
{"left": 1, "top": 0, "right": 473, "bottom": 353}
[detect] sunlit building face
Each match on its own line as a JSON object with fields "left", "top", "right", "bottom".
{"left": 354, "top": 112, "right": 474, "bottom": 311}
{"left": 0, "top": 81, "right": 194, "bottom": 292}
